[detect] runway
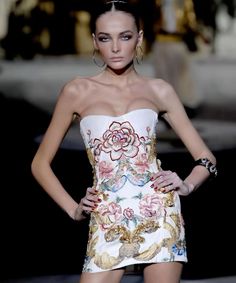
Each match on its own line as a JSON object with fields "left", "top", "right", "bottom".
{"left": 0, "top": 53, "right": 236, "bottom": 282}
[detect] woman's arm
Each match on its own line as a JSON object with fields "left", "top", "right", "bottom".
{"left": 31, "top": 82, "right": 90, "bottom": 219}
{"left": 151, "top": 79, "right": 217, "bottom": 195}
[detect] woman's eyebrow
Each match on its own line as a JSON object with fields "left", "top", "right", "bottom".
{"left": 97, "top": 30, "right": 134, "bottom": 36}
{"left": 120, "top": 30, "right": 134, "bottom": 34}
{"left": 97, "top": 32, "right": 110, "bottom": 36}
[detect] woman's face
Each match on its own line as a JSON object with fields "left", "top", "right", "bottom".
{"left": 93, "top": 11, "right": 143, "bottom": 70}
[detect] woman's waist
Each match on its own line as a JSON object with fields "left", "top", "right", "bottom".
{"left": 95, "top": 165, "right": 161, "bottom": 184}
{"left": 93, "top": 171, "right": 177, "bottom": 202}
{"left": 95, "top": 158, "right": 161, "bottom": 173}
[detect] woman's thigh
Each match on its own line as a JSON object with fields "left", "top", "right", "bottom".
{"left": 143, "top": 262, "right": 183, "bottom": 283}
{"left": 79, "top": 268, "right": 125, "bottom": 283}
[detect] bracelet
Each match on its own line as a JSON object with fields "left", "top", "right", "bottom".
{"left": 194, "top": 158, "right": 217, "bottom": 178}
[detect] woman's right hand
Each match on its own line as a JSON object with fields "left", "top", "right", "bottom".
{"left": 74, "top": 187, "right": 100, "bottom": 221}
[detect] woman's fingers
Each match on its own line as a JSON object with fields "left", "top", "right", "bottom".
{"left": 75, "top": 187, "right": 100, "bottom": 220}
{"left": 151, "top": 171, "right": 183, "bottom": 192}
{"left": 87, "top": 186, "right": 97, "bottom": 195}
{"left": 82, "top": 197, "right": 96, "bottom": 208}
{"left": 82, "top": 187, "right": 101, "bottom": 212}
{"left": 84, "top": 187, "right": 96, "bottom": 201}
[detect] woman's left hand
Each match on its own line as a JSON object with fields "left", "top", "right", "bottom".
{"left": 150, "top": 170, "right": 192, "bottom": 195}
{"left": 74, "top": 186, "right": 100, "bottom": 221}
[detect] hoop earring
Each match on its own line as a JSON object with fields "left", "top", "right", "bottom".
{"left": 135, "top": 46, "right": 143, "bottom": 65}
{"left": 92, "top": 49, "right": 105, "bottom": 68}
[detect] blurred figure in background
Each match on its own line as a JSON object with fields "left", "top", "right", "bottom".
{"left": 223, "top": 0, "right": 236, "bottom": 21}
{"left": 1, "top": 0, "right": 44, "bottom": 59}
{"left": 193, "top": 0, "right": 219, "bottom": 54}
{"left": 151, "top": 0, "right": 204, "bottom": 118}
{"left": 0, "top": 0, "right": 18, "bottom": 44}
{"left": 193, "top": 0, "right": 236, "bottom": 53}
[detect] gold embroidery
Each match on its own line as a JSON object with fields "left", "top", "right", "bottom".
{"left": 94, "top": 252, "right": 123, "bottom": 270}
{"left": 149, "top": 135, "right": 158, "bottom": 162}
{"left": 134, "top": 242, "right": 163, "bottom": 261}
{"left": 163, "top": 191, "right": 175, "bottom": 207}
{"left": 105, "top": 220, "right": 159, "bottom": 244}
{"left": 163, "top": 213, "right": 182, "bottom": 255}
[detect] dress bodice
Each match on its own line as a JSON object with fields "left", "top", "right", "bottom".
{"left": 80, "top": 108, "right": 160, "bottom": 190}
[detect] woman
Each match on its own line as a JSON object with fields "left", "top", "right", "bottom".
{"left": 31, "top": 1, "right": 217, "bottom": 282}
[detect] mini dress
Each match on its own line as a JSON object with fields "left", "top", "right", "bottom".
{"left": 79, "top": 108, "right": 187, "bottom": 273}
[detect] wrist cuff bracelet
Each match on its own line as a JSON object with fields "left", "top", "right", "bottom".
{"left": 194, "top": 158, "right": 217, "bottom": 177}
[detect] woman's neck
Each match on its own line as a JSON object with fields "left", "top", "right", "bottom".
{"left": 102, "top": 61, "right": 139, "bottom": 87}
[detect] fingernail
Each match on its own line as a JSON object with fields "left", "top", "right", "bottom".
{"left": 151, "top": 184, "right": 154, "bottom": 188}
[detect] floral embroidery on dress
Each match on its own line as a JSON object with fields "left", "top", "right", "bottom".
{"left": 86, "top": 121, "right": 157, "bottom": 192}
{"left": 80, "top": 111, "right": 187, "bottom": 272}
{"left": 139, "top": 194, "right": 165, "bottom": 218}
{"left": 100, "top": 121, "right": 141, "bottom": 160}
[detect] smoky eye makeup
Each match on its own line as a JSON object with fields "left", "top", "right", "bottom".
{"left": 120, "top": 33, "right": 133, "bottom": 40}
{"left": 97, "top": 33, "right": 110, "bottom": 42}
{"left": 96, "top": 31, "right": 134, "bottom": 42}
{"left": 97, "top": 36, "right": 110, "bottom": 42}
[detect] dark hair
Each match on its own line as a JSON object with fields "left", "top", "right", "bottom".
{"left": 90, "top": 1, "right": 140, "bottom": 33}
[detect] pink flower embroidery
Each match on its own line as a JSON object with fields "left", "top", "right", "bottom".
{"left": 98, "top": 202, "right": 121, "bottom": 217}
{"left": 107, "top": 202, "right": 122, "bottom": 220}
{"left": 97, "top": 202, "right": 122, "bottom": 230}
{"left": 134, "top": 153, "right": 149, "bottom": 173}
{"left": 98, "top": 161, "right": 114, "bottom": 178}
{"left": 97, "top": 204, "right": 109, "bottom": 216}
{"left": 139, "top": 194, "right": 163, "bottom": 218}
{"left": 123, "top": 208, "right": 134, "bottom": 220}
{"left": 101, "top": 121, "right": 140, "bottom": 160}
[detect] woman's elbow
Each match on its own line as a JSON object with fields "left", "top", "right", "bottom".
{"left": 31, "top": 154, "right": 42, "bottom": 178}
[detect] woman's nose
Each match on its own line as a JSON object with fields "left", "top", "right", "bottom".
{"left": 112, "top": 40, "right": 120, "bottom": 53}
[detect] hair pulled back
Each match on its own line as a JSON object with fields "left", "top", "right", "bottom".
{"left": 90, "top": 1, "right": 140, "bottom": 33}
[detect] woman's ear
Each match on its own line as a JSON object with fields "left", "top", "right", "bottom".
{"left": 137, "top": 30, "right": 144, "bottom": 46}
{"left": 92, "top": 33, "right": 98, "bottom": 50}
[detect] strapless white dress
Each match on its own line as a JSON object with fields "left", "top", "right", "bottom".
{"left": 79, "top": 108, "right": 187, "bottom": 273}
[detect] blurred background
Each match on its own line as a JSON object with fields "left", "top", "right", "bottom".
{"left": 0, "top": 0, "right": 236, "bottom": 282}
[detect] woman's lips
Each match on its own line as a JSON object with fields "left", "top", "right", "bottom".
{"left": 110, "top": 57, "right": 123, "bottom": 62}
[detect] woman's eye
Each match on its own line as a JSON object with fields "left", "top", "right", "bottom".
{"left": 98, "top": 37, "right": 109, "bottom": 42}
{"left": 121, "top": 35, "right": 132, "bottom": 40}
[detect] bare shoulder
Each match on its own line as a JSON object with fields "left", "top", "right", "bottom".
{"left": 54, "top": 76, "right": 97, "bottom": 115}
{"left": 146, "top": 77, "right": 178, "bottom": 111}
{"left": 60, "top": 76, "right": 93, "bottom": 100}
{"left": 149, "top": 78, "right": 175, "bottom": 97}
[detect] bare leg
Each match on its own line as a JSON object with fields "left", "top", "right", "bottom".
{"left": 79, "top": 268, "right": 125, "bottom": 283}
{"left": 143, "top": 262, "right": 183, "bottom": 283}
